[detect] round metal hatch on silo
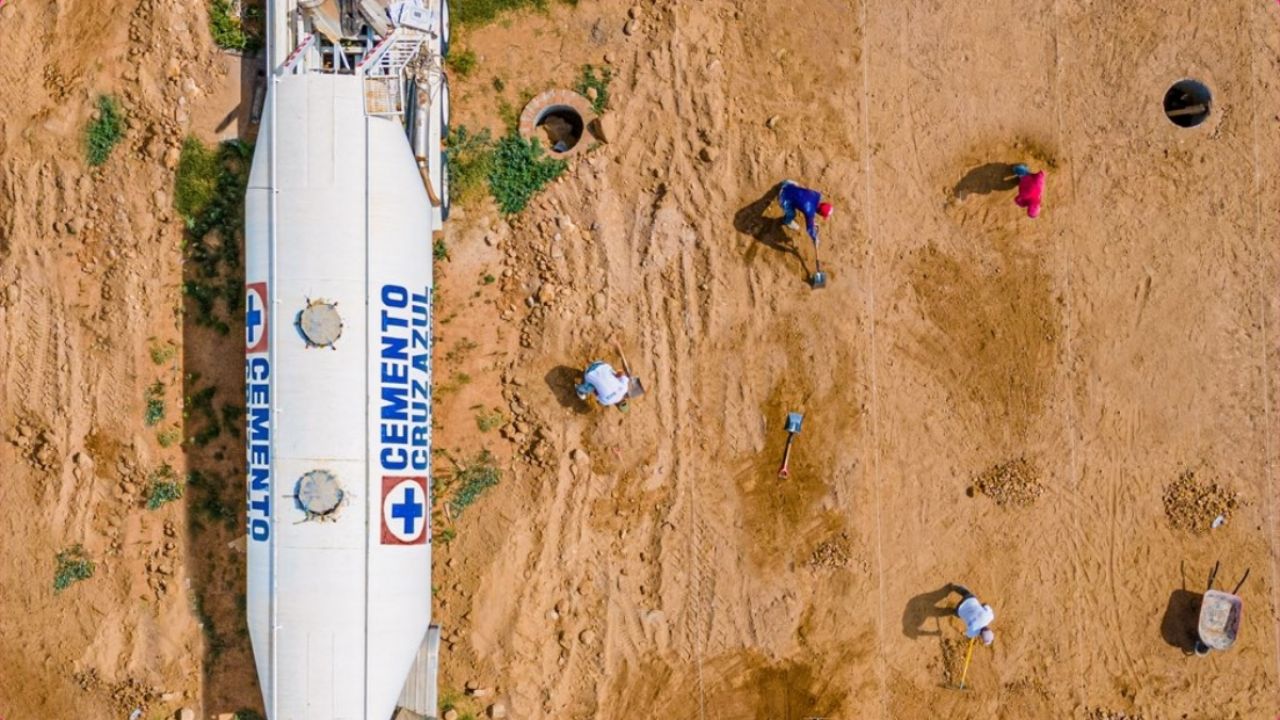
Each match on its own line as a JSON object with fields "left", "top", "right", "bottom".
{"left": 297, "top": 299, "right": 344, "bottom": 348}
{"left": 296, "top": 469, "right": 345, "bottom": 519}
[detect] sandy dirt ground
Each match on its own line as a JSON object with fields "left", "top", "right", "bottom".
{"left": 0, "top": 0, "right": 259, "bottom": 717}
{"left": 3, "top": 0, "right": 1280, "bottom": 719}
{"left": 434, "top": 1, "right": 1280, "bottom": 719}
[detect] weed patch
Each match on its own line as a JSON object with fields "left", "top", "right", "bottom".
{"left": 454, "top": 0, "right": 578, "bottom": 27}
{"left": 178, "top": 138, "right": 253, "bottom": 334}
{"left": 489, "top": 134, "right": 565, "bottom": 215}
{"left": 54, "top": 545, "right": 94, "bottom": 593}
{"left": 189, "top": 470, "right": 238, "bottom": 530}
{"left": 209, "top": 0, "right": 262, "bottom": 52}
{"left": 149, "top": 339, "right": 178, "bottom": 365}
{"left": 85, "top": 95, "right": 125, "bottom": 167}
{"left": 157, "top": 426, "right": 182, "bottom": 448}
{"left": 446, "top": 125, "right": 495, "bottom": 207}
{"left": 448, "top": 48, "right": 478, "bottom": 78}
{"left": 146, "top": 464, "right": 185, "bottom": 510}
{"left": 187, "top": 385, "right": 222, "bottom": 447}
{"left": 444, "top": 338, "right": 479, "bottom": 363}
{"left": 448, "top": 450, "right": 501, "bottom": 515}
{"left": 575, "top": 64, "right": 613, "bottom": 113}
{"left": 475, "top": 407, "right": 504, "bottom": 432}
{"left": 145, "top": 381, "right": 166, "bottom": 426}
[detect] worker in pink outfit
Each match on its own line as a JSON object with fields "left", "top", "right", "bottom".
{"left": 1012, "top": 164, "right": 1045, "bottom": 218}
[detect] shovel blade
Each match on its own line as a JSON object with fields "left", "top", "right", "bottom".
{"left": 628, "top": 377, "right": 646, "bottom": 398}
{"left": 810, "top": 271, "right": 827, "bottom": 289}
{"left": 784, "top": 412, "right": 803, "bottom": 433}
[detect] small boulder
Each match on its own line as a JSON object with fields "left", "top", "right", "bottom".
{"left": 176, "top": 709, "right": 196, "bottom": 720}
{"left": 590, "top": 114, "right": 615, "bottom": 144}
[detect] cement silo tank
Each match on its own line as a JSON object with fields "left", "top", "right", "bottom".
{"left": 243, "top": 6, "right": 446, "bottom": 717}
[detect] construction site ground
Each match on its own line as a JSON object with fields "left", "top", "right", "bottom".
{"left": 2, "top": 1, "right": 1280, "bottom": 719}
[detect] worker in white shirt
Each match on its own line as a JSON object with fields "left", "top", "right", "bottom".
{"left": 576, "top": 360, "right": 631, "bottom": 411}
{"left": 952, "top": 584, "right": 995, "bottom": 646}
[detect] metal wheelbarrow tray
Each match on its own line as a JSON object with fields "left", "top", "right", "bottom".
{"left": 1198, "top": 589, "right": 1243, "bottom": 652}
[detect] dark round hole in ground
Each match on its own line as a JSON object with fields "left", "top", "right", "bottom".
{"left": 535, "top": 105, "right": 585, "bottom": 154}
{"left": 1164, "top": 79, "right": 1212, "bottom": 128}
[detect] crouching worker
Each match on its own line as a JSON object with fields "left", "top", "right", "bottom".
{"left": 576, "top": 361, "right": 632, "bottom": 412}
{"left": 952, "top": 584, "right": 996, "bottom": 646}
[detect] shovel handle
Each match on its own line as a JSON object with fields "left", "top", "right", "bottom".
{"left": 778, "top": 433, "right": 795, "bottom": 478}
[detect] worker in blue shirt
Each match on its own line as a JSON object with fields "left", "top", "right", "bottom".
{"left": 778, "top": 180, "right": 834, "bottom": 246}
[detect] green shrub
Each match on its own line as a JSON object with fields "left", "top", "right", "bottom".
{"left": 488, "top": 134, "right": 565, "bottom": 215}
{"left": 149, "top": 340, "right": 178, "bottom": 365}
{"left": 475, "top": 408, "right": 504, "bottom": 432}
{"left": 156, "top": 426, "right": 182, "bottom": 448}
{"left": 85, "top": 96, "right": 125, "bottom": 167}
{"left": 449, "top": 450, "right": 500, "bottom": 515}
{"left": 179, "top": 138, "right": 253, "bottom": 331}
{"left": 54, "top": 545, "right": 94, "bottom": 593}
{"left": 446, "top": 125, "right": 495, "bottom": 206}
{"left": 146, "top": 464, "right": 185, "bottom": 510}
{"left": 209, "top": 0, "right": 261, "bottom": 52}
{"left": 174, "top": 136, "right": 220, "bottom": 224}
{"left": 145, "top": 381, "right": 166, "bottom": 426}
{"left": 575, "top": 64, "right": 613, "bottom": 113}
{"left": 453, "top": 0, "right": 577, "bottom": 26}
{"left": 448, "top": 49, "right": 478, "bottom": 78}
{"left": 434, "top": 238, "right": 450, "bottom": 262}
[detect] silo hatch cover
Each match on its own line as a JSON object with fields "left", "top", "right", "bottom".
{"left": 296, "top": 469, "right": 345, "bottom": 520}
{"left": 298, "top": 299, "right": 343, "bottom": 348}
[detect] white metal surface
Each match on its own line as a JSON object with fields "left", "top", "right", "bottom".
{"left": 245, "top": 72, "right": 435, "bottom": 720}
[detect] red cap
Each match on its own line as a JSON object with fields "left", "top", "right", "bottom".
{"left": 817, "top": 202, "right": 834, "bottom": 219}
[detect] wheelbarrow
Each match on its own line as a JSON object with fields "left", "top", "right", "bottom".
{"left": 1194, "top": 562, "right": 1248, "bottom": 656}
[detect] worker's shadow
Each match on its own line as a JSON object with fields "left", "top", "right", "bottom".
{"left": 1160, "top": 589, "right": 1203, "bottom": 654}
{"left": 546, "top": 365, "right": 592, "bottom": 415}
{"left": 733, "top": 183, "right": 810, "bottom": 277}
{"left": 952, "top": 163, "right": 1019, "bottom": 200}
{"left": 903, "top": 584, "right": 959, "bottom": 639}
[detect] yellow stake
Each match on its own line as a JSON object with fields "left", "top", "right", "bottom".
{"left": 957, "top": 636, "right": 977, "bottom": 690}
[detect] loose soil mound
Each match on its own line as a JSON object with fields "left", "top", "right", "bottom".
{"left": 1162, "top": 469, "right": 1240, "bottom": 534}
{"left": 973, "top": 458, "right": 1044, "bottom": 507}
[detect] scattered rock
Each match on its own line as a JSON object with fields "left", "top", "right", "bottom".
{"left": 443, "top": 710, "right": 459, "bottom": 720}
{"left": 488, "top": 702, "right": 507, "bottom": 719}
{"left": 699, "top": 146, "right": 717, "bottom": 163}
{"left": 973, "top": 457, "right": 1044, "bottom": 507}
{"left": 766, "top": 115, "right": 780, "bottom": 129}
{"left": 1163, "top": 469, "right": 1240, "bottom": 534}
{"left": 585, "top": 86, "right": 599, "bottom": 102}
{"left": 808, "top": 532, "right": 852, "bottom": 569}
{"left": 579, "top": 628, "right": 596, "bottom": 644}
{"left": 537, "top": 283, "right": 557, "bottom": 305}
{"left": 163, "top": 146, "right": 181, "bottom": 170}
{"left": 628, "top": 5, "right": 640, "bottom": 18}
{"left": 623, "top": 18, "right": 637, "bottom": 36}
{"left": 176, "top": 709, "right": 196, "bottom": 720}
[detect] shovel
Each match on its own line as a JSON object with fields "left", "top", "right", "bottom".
{"left": 611, "top": 339, "right": 646, "bottom": 399}
{"left": 777, "top": 412, "right": 804, "bottom": 478}
{"left": 955, "top": 636, "right": 976, "bottom": 690}
{"left": 810, "top": 239, "right": 827, "bottom": 289}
